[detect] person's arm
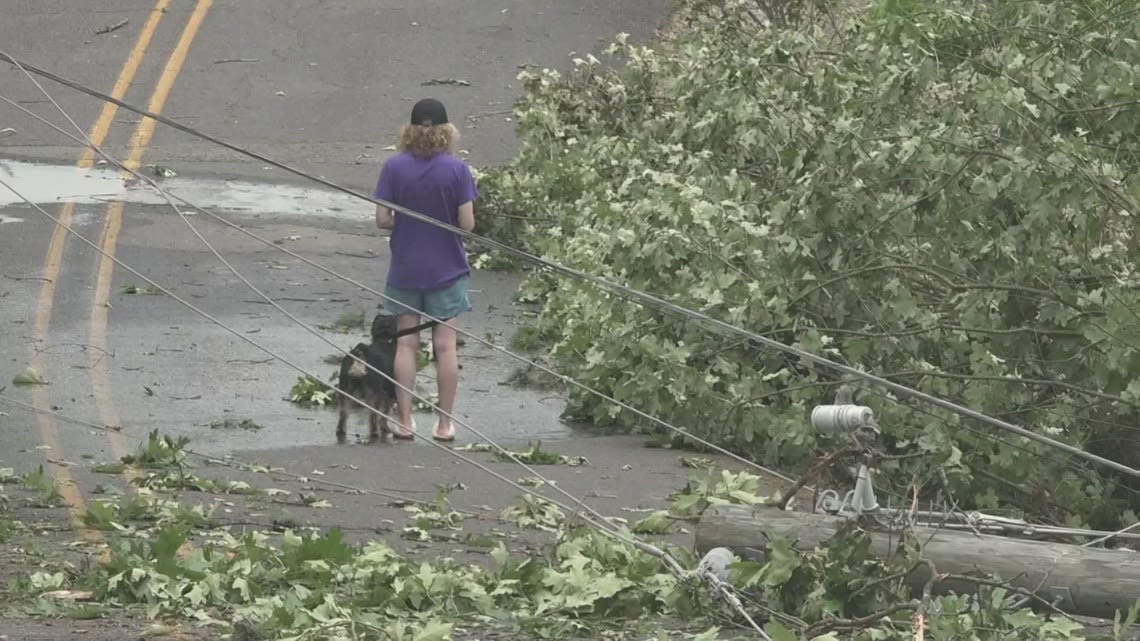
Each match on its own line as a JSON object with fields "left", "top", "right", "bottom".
{"left": 456, "top": 163, "right": 479, "bottom": 232}
{"left": 373, "top": 160, "right": 396, "bottom": 230}
{"left": 375, "top": 204, "right": 395, "bottom": 230}
{"left": 457, "top": 201, "right": 474, "bottom": 232}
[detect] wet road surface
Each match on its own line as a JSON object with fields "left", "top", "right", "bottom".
{"left": 0, "top": 0, "right": 682, "bottom": 544}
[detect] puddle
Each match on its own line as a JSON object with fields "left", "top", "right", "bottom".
{"left": 0, "top": 158, "right": 367, "bottom": 219}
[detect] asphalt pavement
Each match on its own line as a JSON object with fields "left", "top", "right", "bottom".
{"left": 2, "top": 0, "right": 670, "bottom": 180}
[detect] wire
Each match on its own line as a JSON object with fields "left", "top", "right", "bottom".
{"left": 846, "top": 368, "right": 1140, "bottom": 509}
{"left": 0, "top": 55, "right": 646, "bottom": 532}
{"left": 2, "top": 58, "right": 775, "bottom": 615}
{"left": 0, "top": 50, "right": 1132, "bottom": 481}
{"left": 0, "top": 174, "right": 583, "bottom": 520}
{"left": 0, "top": 174, "right": 729, "bottom": 613}
{"left": 0, "top": 89, "right": 796, "bottom": 486}
{"left": 1082, "top": 520, "right": 1140, "bottom": 547}
{"left": 0, "top": 67, "right": 763, "bottom": 631}
{"left": 0, "top": 175, "right": 759, "bottom": 628}
{"left": 0, "top": 393, "right": 434, "bottom": 508}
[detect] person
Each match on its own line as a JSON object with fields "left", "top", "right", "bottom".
{"left": 373, "top": 97, "right": 477, "bottom": 442}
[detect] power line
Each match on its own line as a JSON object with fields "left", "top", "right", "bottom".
{"left": 0, "top": 170, "right": 615, "bottom": 536}
{"left": 0, "top": 172, "right": 770, "bottom": 635}
{"left": 0, "top": 51, "right": 785, "bottom": 577}
{"left": 3, "top": 48, "right": 769, "bottom": 611}
{"left": 2, "top": 171, "right": 762, "bottom": 606}
{"left": 0, "top": 89, "right": 797, "bottom": 486}
{"left": 0, "top": 393, "right": 433, "bottom": 508}
{"left": 1, "top": 50, "right": 1131, "bottom": 481}
{"left": 0, "top": 73, "right": 792, "bottom": 504}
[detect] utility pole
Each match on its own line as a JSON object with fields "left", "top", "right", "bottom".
{"left": 694, "top": 401, "right": 1140, "bottom": 620}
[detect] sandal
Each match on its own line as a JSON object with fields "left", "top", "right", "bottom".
{"left": 392, "top": 419, "right": 416, "bottom": 441}
{"left": 431, "top": 421, "right": 456, "bottom": 443}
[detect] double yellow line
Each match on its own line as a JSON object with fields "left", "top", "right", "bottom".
{"left": 29, "top": 0, "right": 213, "bottom": 535}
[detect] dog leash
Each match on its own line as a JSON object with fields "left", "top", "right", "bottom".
{"left": 390, "top": 318, "right": 440, "bottom": 340}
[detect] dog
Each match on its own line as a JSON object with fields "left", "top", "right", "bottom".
{"left": 335, "top": 313, "right": 399, "bottom": 444}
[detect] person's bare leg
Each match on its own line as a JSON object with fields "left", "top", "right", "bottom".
{"left": 432, "top": 321, "right": 459, "bottom": 439}
{"left": 393, "top": 313, "right": 421, "bottom": 437}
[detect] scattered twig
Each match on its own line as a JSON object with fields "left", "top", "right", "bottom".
{"left": 804, "top": 602, "right": 918, "bottom": 637}
{"left": 213, "top": 57, "right": 259, "bottom": 64}
{"left": 94, "top": 19, "right": 129, "bottom": 35}
{"left": 465, "top": 109, "right": 512, "bottom": 122}
{"left": 226, "top": 358, "right": 274, "bottom": 365}
{"left": 778, "top": 447, "right": 856, "bottom": 509}
{"left": 937, "top": 468, "right": 984, "bottom": 537}
{"left": 3, "top": 273, "right": 50, "bottom": 283}
{"left": 914, "top": 560, "right": 940, "bottom": 641}
{"left": 34, "top": 341, "right": 112, "bottom": 356}
{"left": 940, "top": 572, "right": 1081, "bottom": 622}
{"left": 422, "top": 78, "right": 470, "bottom": 87}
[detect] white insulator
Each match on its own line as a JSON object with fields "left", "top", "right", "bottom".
{"left": 811, "top": 404, "right": 875, "bottom": 434}
{"left": 698, "top": 546, "right": 737, "bottom": 583}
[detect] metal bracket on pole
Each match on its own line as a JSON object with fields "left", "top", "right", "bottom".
{"left": 811, "top": 404, "right": 883, "bottom": 520}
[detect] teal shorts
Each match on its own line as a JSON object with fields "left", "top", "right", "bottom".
{"left": 383, "top": 275, "right": 472, "bottom": 321}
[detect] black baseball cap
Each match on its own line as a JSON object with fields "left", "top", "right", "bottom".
{"left": 410, "top": 98, "right": 448, "bottom": 126}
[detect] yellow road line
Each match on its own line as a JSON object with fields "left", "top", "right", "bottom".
{"left": 90, "top": 0, "right": 214, "bottom": 485}
{"left": 29, "top": 0, "right": 173, "bottom": 537}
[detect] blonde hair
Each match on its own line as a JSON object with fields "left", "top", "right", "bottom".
{"left": 398, "top": 122, "right": 460, "bottom": 158}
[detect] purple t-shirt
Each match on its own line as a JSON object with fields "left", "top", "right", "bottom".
{"left": 373, "top": 151, "right": 479, "bottom": 291}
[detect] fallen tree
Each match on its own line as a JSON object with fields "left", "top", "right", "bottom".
{"left": 478, "top": 0, "right": 1140, "bottom": 529}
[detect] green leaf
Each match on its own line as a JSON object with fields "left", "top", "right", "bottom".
{"left": 758, "top": 537, "right": 800, "bottom": 587}
{"left": 690, "top": 626, "right": 722, "bottom": 641}
{"left": 12, "top": 367, "right": 47, "bottom": 385}
{"left": 631, "top": 510, "right": 674, "bottom": 535}
{"left": 412, "top": 621, "right": 453, "bottom": 641}
{"left": 764, "top": 620, "right": 800, "bottom": 641}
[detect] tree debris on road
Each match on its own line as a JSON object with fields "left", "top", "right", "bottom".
{"left": 94, "top": 19, "right": 128, "bottom": 35}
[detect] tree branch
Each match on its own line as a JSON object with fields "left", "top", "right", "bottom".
{"left": 778, "top": 447, "right": 858, "bottom": 509}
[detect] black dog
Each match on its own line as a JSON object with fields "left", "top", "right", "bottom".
{"left": 335, "top": 314, "right": 399, "bottom": 444}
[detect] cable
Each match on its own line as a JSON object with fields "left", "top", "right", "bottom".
{"left": 0, "top": 63, "right": 770, "bottom": 625}
{"left": 1082, "top": 520, "right": 1140, "bottom": 547}
{"left": 11, "top": 381, "right": 1132, "bottom": 549}
{"left": 842, "top": 365, "right": 1140, "bottom": 511}
{"left": 0, "top": 392, "right": 433, "bottom": 508}
{"left": 1, "top": 50, "right": 1132, "bottom": 481}
{"left": 0, "top": 180, "right": 763, "bottom": 629}
{"left": 0, "top": 55, "right": 632, "bottom": 531}
{"left": 0, "top": 174, "right": 589, "bottom": 522}
{"left": 1, "top": 78, "right": 762, "bottom": 632}
{"left": 0, "top": 174, "right": 721, "bottom": 585}
{"left": 0, "top": 89, "right": 796, "bottom": 486}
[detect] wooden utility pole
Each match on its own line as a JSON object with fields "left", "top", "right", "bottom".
{"left": 695, "top": 503, "right": 1140, "bottom": 620}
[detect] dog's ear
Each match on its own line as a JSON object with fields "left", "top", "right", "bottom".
{"left": 370, "top": 314, "right": 385, "bottom": 339}
{"left": 371, "top": 313, "right": 397, "bottom": 340}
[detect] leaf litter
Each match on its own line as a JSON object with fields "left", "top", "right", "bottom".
{"left": 3, "top": 381, "right": 1103, "bottom": 640}
{"left": 0, "top": 427, "right": 804, "bottom": 641}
